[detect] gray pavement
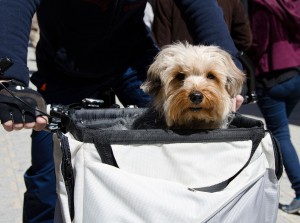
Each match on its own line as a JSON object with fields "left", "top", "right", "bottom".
{"left": 0, "top": 46, "right": 299, "bottom": 222}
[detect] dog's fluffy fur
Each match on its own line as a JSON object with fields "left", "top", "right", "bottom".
{"left": 137, "top": 42, "right": 246, "bottom": 129}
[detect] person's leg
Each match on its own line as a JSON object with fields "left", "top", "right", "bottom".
{"left": 258, "top": 85, "right": 300, "bottom": 195}
{"left": 279, "top": 76, "right": 300, "bottom": 200}
{"left": 257, "top": 75, "right": 300, "bottom": 213}
{"left": 285, "top": 75, "right": 300, "bottom": 118}
{"left": 23, "top": 131, "right": 56, "bottom": 223}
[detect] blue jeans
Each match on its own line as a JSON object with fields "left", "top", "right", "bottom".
{"left": 256, "top": 75, "right": 300, "bottom": 198}
{"left": 23, "top": 131, "right": 56, "bottom": 223}
{"left": 23, "top": 66, "right": 153, "bottom": 222}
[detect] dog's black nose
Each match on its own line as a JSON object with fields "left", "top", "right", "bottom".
{"left": 189, "top": 91, "right": 203, "bottom": 104}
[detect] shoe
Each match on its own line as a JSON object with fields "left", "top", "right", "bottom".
{"left": 279, "top": 198, "right": 300, "bottom": 214}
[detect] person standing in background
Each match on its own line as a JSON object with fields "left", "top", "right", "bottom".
{"left": 248, "top": 0, "right": 300, "bottom": 214}
{"left": 152, "top": 0, "right": 252, "bottom": 52}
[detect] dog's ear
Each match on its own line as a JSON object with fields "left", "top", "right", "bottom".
{"left": 142, "top": 43, "right": 182, "bottom": 95}
{"left": 213, "top": 47, "right": 246, "bottom": 98}
{"left": 225, "top": 69, "right": 246, "bottom": 98}
{"left": 141, "top": 50, "right": 168, "bottom": 95}
{"left": 223, "top": 56, "right": 246, "bottom": 97}
{"left": 141, "top": 73, "right": 162, "bottom": 96}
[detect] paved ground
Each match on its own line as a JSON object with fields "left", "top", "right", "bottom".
{"left": 0, "top": 46, "right": 299, "bottom": 222}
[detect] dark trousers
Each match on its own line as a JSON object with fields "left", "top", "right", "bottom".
{"left": 256, "top": 75, "right": 300, "bottom": 198}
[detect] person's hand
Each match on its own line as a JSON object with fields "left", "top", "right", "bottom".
{"left": 0, "top": 80, "right": 48, "bottom": 131}
{"left": 232, "top": 95, "right": 244, "bottom": 112}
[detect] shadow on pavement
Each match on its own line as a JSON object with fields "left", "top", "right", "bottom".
{"left": 238, "top": 102, "right": 300, "bottom": 126}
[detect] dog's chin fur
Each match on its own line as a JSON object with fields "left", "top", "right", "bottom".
{"left": 131, "top": 107, "right": 234, "bottom": 130}
{"left": 140, "top": 42, "right": 246, "bottom": 130}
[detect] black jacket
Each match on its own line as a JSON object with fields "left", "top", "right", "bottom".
{"left": 0, "top": 0, "right": 241, "bottom": 85}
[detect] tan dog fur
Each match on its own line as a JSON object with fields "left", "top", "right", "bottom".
{"left": 142, "top": 43, "right": 246, "bottom": 129}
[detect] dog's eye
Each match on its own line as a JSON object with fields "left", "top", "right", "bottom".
{"left": 176, "top": 73, "right": 185, "bottom": 81}
{"left": 207, "top": 73, "right": 215, "bottom": 80}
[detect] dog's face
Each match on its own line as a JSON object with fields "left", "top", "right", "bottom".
{"left": 142, "top": 43, "right": 245, "bottom": 129}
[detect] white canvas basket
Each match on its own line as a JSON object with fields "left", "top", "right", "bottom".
{"left": 52, "top": 108, "right": 282, "bottom": 223}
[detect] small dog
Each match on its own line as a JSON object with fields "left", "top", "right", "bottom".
{"left": 137, "top": 42, "right": 245, "bottom": 129}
